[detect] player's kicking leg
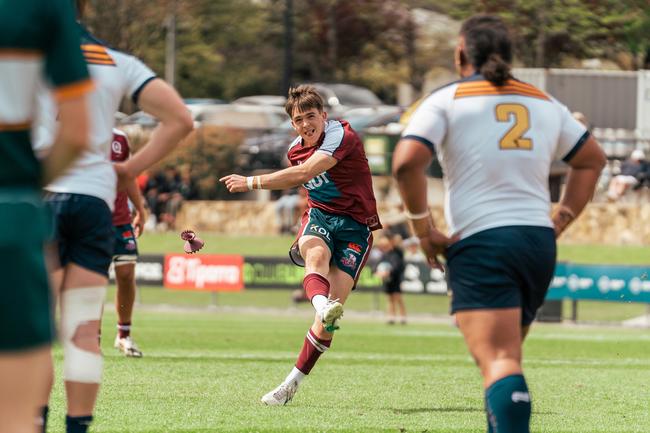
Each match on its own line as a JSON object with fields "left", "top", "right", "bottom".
{"left": 113, "top": 260, "right": 142, "bottom": 358}
{"left": 261, "top": 264, "right": 353, "bottom": 406}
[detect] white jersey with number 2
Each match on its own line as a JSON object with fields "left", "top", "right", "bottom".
{"left": 401, "top": 75, "right": 589, "bottom": 239}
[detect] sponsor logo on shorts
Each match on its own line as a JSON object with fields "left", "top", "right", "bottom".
{"left": 122, "top": 230, "right": 134, "bottom": 239}
{"left": 309, "top": 224, "right": 331, "bottom": 241}
{"left": 511, "top": 391, "right": 530, "bottom": 403}
{"left": 125, "top": 241, "right": 136, "bottom": 251}
{"left": 347, "top": 242, "right": 362, "bottom": 254}
{"left": 340, "top": 253, "right": 357, "bottom": 269}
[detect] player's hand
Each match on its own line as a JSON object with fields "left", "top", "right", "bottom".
{"left": 133, "top": 207, "right": 146, "bottom": 238}
{"left": 551, "top": 205, "right": 575, "bottom": 239}
{"left": 418, "top": 228, "right": 459, "bottom": 270}
{"left": 219, "top": 174, "right": 248, "bottom": 193}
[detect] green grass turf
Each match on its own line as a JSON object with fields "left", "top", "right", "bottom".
{"left": 139, "top": 232, "right": 650, "bottom": 265}
{"left": 45, "top": 309, "right": 650, "bottom": 433}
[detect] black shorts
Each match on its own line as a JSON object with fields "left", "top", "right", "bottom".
{"left": 446, "top": 225, "right": 556, "bottom": 326}
{"left": 384, "top": 284, "right": 402, "bottom": 294}
{"left": 46, "top": 193, "right": 115, "bottom": 278}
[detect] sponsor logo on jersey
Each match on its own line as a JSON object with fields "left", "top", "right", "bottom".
{"left": 112, "top": 140, "right": 123, "bottom": 155}
{"left": 304, "top": 173, "right": 331, "bottom": 190}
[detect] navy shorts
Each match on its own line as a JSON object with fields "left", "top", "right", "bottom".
{"left": 446, "top": 225, "right": 556, "bottom": 326}
{"left": 113, "top": 223, "right": 139, "bottom": 265}
{"left": 290, "top": 207, "right": 373, "bottom": 282}
{"left": 46, "top": 193, "right": 115, "bottom": 278}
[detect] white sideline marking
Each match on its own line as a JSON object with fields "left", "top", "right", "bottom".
{"left": 140, "top": 350, "right": 650, "bottom": 367}
{"left": 346, "top": 328, "right": 650, "bottom": 342}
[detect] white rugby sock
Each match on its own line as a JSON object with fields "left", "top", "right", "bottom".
{"left": 311, "top": 294, "right": 328, "bottom": 313}
{"left": 284, "top": 367, "right": 306, "bottom": 385}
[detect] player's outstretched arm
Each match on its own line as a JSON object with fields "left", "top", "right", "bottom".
{"left": 553, "top": 135, "right": 607, "bottom": 237}
{"left": 220, "top": 152, "right": 337, "bottom": 193}
{"left": 118, "top": 79, "right": 193, "bottom": 184}
{"left": 42, "top": 96, "right": 90, "bottom": 185}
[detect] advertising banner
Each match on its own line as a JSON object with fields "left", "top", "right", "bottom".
{"left": 109, "top": 254, "right": 164, "bottom": 286}
{"left": 164, "top": 254, "right": 244, "bottom": 292}
{"left": 547, "top": 262, "right": 650, "bottom": 303}
{"left": 243, "top": 256, "right": 382, "bottom": 290}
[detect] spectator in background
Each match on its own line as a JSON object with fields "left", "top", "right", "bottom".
{"left": 163, "top": 166, "right": 198, "bottom": 230}
{"left": 144, "top": 166, "right": 181, "bottom": 229}
{"left": 374, "top": 236, "right": 407, "bottom": 325}
{"left": 607, "top": 149, "right": 646, "bottom": 201}
{"left": 275, "top": 188, "right": 300, "bottom": 234}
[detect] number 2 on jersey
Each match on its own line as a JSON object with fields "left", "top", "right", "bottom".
{"left": 495, "top": 103, "right": 533, "bottom": 150}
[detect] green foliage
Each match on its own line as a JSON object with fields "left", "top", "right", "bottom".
{"left": 82, "top": 1, "right": 649, "bottom": 101}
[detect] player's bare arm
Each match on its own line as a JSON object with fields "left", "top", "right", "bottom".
{"left": 125, "top": 178, "right": 146, "bottom": 237}
{"left": 553, "top": 135, "right": 607, "bottom": 237}
{"left": 393, "top": 137, "right": 458, "bottom": 269}
{"left": 42, "top": 96, "right": 90, "bottom": 185}
{"left": 117, "top": 79, "right": 193, "bottom": 187}
{"left": 220, "top": 152, "right": 337, "bottom": 193}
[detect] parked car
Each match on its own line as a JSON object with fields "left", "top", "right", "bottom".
{"left": 240, "top": 119, "right": 296, "bottom": 170}
{"left": 196, "top": 104, "right": 288, "bottom": 130}
{"left": 339, "top": 106, "right": 404, "bottom": 137}
{"left": 311, "top": 83, "right": 383, "bottom": 117}
{"left": 232, "top": 95, "right": 287, "bottom": 107}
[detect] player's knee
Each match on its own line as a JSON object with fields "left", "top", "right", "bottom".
{"left": 304, "top": 247, "right": 329, "bottom": 269}
{"left": 61, "top": 287, "right": 106, "bottom": 383}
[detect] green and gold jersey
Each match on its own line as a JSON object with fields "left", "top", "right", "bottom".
{"left": 0, "top": 0, "right": 92, "bottom": 188}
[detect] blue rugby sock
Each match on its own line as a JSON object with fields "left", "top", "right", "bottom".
{"left": 485, "top": 374, "right": 531, "bottom": 433}
{"left": 485, "top": 400, "right": 494, "bottom": 433}
{"left": 66, "top": 415, "right": 93, "bottom": 433}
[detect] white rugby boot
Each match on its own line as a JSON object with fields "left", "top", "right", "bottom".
{"left": 114, "top": 335, "right": 143, "bottom": 358}
{"left": 261, "top": 380, "right": 299, "bottom": 406}
{"left": 319, "top": 298, "right": 344, "bottom": 332}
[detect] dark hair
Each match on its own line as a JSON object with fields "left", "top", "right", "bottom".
{"left": 74, "top": 0, "right": 87, "bottom": 18}
{"left": 460, "top": 14, "right": 512, "bottom": 86}
{"left": 284, "top": 85, "right": 324, "bottom": 118}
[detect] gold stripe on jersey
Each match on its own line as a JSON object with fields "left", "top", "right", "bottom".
{"left": 455, "top": 80, "right": 549, "bottom": 101}
{"left": 0, "top": 122, "right": 30, "bottom": 131}
{"left": 81, "top": 44, "right": 116, "bottom": 66}
{"left": 53, "top": 79, "right": 94, "bottom": 102}
{"left": 0, "top": 49, "right": 42, "bottom": 59}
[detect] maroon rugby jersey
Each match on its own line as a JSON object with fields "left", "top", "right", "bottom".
{"left": 287, "top": 120, "right": 382, "bottom": 230}
{"left": 111, "top": 129, "right": 131, "bottom": 226}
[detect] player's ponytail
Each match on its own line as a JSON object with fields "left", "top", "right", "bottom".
{"left": 481, "top": 53, "right": 510, "bottom": 87}
{"left": 460, "top": 14, "right": 513, "bottom": 87}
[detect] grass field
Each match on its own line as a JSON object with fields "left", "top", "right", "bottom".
{"left": 139, "top": 232, "right": 650, "bottom": 265}
{"left": 45, "top": 310, "right": 650, "bottom": 433}
{"left": 44, "top": 232, "right": 649, "bottom": 432}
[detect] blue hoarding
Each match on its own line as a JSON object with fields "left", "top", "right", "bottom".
{"left": 547, "top": 262, "right": 650, "bottom": 303}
